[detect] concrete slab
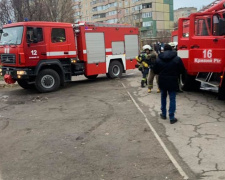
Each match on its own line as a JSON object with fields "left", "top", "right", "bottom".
{"left": 125, "top": 69, "right": 225, "bottom": 180}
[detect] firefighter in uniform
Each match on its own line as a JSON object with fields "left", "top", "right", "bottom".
{"left": 147, "top": 47, "right": 160, "bottom": 93}
{"left": 136, "top": 45, "right": 152, "bottom": 88}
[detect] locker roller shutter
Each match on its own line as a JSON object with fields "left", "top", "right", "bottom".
{"left": 125, "top": 35, "right": 139, "bottom": 59}
{"left": 112, "top": 41, "right": 125, "bottom": 55}
{"left": 85, "top": 33, "right": 105, "bottom": 64}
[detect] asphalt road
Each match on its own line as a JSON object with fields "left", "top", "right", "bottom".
{"left": 0, "top": 73, "right": 186, "bottom": 180}
{"left": 0, "top": 70, "right": 224, "bottom": 180}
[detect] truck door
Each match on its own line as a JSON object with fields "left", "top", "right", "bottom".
{"left": 177, "top": 18, "right": 190, "bottom": 69}
{"left": 48, "top": 28, "right": 69, "bottom": 59}
{"left": 24, "top": 27, "right": 46, "bottom": 66}
{"left": 188, "top": 14, "right": 225, "bottom": 73}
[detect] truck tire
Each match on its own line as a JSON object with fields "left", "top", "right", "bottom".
{"left": 35, "top": 69, "right": 60, "bottom": 93}
{"left": 181, "top": 72, "right": 200, "bottom": 91}
{"left": 218, "top": 78, "right": 225, "bottom": 100}
{"left": 17, "top": 80, "right": 35, "bottom": 89}
{"left": 85, "top": 74, "right": 98, "bottom": 79}
{"left": 108, "top": 61, "right": 123, "bottom": 79}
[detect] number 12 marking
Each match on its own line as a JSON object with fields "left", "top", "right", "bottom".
{"left": 31, "top": 50, "right": 37, "bottom": 55}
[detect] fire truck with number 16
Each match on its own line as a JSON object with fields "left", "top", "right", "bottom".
{"left": 174, "top": 0, "right": 225, "bottom": 100}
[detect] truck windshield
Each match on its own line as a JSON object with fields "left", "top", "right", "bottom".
{"left": 0, "top": 26, "right": 23, "bottom": 45}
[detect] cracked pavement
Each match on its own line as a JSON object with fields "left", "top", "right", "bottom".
{"left": 125, "top": 69, "right": 225, "bottom": 180}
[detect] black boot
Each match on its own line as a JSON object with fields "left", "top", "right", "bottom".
{"left": 141, "top": 80, "right": 145, "bottom": 88}
{"left": 145, "top": 79, "right": 147, "bottom": 85}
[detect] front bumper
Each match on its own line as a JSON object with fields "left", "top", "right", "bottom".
{"left": 1, "top": 67, "right": 34, "bottom": 80}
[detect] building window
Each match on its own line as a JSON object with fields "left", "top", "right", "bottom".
{"left": 106, "top": 18, "right": 118, "bottom": 23}
{"left": 142, "top": 12, "right": 152, "bottom": 18}
{"left": 143, "top": 21, "right": 153, "bottom": 27}
{"left": 142, "top": 3, "right": 152, "bottom": 9}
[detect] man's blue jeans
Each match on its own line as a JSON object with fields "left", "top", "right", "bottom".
{"left": 161, "top": 90, "right": 176, "bottom": 120}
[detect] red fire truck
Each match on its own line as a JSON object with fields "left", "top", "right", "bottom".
{"left": 176, "top": 0, "right": 225, "bottom": 100}
{"left": 0, "top": 21, "right": 138, "bottom": 92}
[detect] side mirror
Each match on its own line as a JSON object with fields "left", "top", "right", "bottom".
{"left": 0, "top": 29, "right": 3, "bottom": 34}
{"left": 219, "top": 18, "right": 225, "bottom": 36}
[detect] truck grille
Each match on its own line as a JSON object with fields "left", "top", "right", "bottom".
{"left": 0, "top": 54, "right": 16, "bottom": 64}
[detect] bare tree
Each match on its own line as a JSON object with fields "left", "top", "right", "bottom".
{"left": 44, "top": 0, "right": 75, "bottom": 23}
{"left": 0, "top": 0, "right": 75, "bottom": 23}
{"left": 0, "top": 0, "right": 14, "bottom": 24}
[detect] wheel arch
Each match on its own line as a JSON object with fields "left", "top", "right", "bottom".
{"left": 106, "top": 55, "right": 126, "bottom": 73}
{"left": 34, "top": 60, "right": 65, "bottom": 85}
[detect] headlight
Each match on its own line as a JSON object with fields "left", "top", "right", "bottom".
{"left": 71, "top": 59, "right": 77, "bottom": 64}
{"left": 17, "top": 71, "right": 27, "bottom": 75}
{"left": 0, "top": 68, "right": 2, "bottom": 73}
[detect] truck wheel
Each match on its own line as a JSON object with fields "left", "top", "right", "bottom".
{"left": 85, "top": 74, "right": 98, "bottom": 80}
{"left": 35, "top": 69, "right": 60, "bottom": 93}
{"left": 218, "top": 79, "right": 225, "bottom": 100}
{"left": 108, "top": 61, "right": 123, "bottom": 79}
{"left": 181, "top": 72, "right": 200, "bottom": 91}
{"left": 17, "top": 80, "right": 35, "bottom": 89}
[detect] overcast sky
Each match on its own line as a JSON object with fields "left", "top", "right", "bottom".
{"left": 174, "top": 0, "right": 216, "bottom": 10}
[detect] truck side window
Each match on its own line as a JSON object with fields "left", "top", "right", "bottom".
{"left": 182, "top": 20, "right": 189, "bottom": 38}
{"left": 194, "top": 18, "right": 210, "bottom": 36}
{"left": 27, "top": 27, "right": 33, "bottom": 43}
{"left": 37, "top": 28, "right": 43, "bottom": 42}
{"left": 51, "top": 28, "right": 66, "bottom": 43}
{"left": 213, "top": 15, "right": 220, "bottom": 36}
{"left": 26, "top": 27, "right": 43, "bottom": 43}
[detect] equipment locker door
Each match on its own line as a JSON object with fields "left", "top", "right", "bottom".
{"left": 124, "top": 35, "right": 138, "bottom": 59}
{"left": 85, "top": 33, "right": 105, "bottom": 64}
{"left": 188, "top": 14, "right": 225, "bottom": 73}
{"left": 112, "top": 41, "right": 124, "bottom": 55}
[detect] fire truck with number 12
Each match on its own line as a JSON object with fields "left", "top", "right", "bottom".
{"left": 0, "top": 21, "right": 138, "bottom": 92}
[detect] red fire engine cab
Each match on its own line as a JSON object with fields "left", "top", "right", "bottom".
{"left": 176, "top": 0, "right": 225, "bottom": 100}
{"left": 0, "top": 21, "right": 138, "bottom": 92}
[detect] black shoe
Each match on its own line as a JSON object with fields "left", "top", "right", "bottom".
{"left": 170, "top": 118, "right": 178, "bottom": 124}
{"left": 160, "top": 113, "right": 166, "bottom": 120}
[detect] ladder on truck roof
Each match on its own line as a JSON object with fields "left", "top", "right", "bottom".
{"left": 76, "top": 22, "right": 134, "bottom": 28}
{"left": 199, "top": 0, "right": 223, "bottom": 12}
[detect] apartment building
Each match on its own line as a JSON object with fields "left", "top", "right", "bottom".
{"left": 73, "top": 0, "right": 174, "bottom": 41}
{"left": 174, "top": 7, "right": 197, "bottom": 23}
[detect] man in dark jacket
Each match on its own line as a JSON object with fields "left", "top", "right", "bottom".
{"left": 153, "top": 44, "right": 185, "bottom": 124}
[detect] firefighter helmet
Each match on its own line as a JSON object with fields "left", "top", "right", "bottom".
{"left": 142, "top": 45, "right": 152, "bottom": 51}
